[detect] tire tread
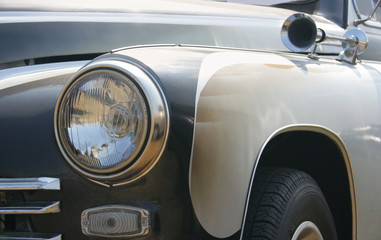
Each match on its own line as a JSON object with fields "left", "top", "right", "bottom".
{"left": 243, "top": 168, "right": 321, "bottom": 240}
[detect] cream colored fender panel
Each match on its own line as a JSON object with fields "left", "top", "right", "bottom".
{"left": 190, "top": 51, "right": 381, "bottom": 239}
{"left": 190, "top": 52, "right": 296, "bottom": 238}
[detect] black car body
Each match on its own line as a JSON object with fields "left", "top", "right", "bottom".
{"left": 2, "top": 0, "right": 381, "bottom": 239}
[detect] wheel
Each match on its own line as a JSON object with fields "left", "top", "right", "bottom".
{"left": 242, "top": 168, "right": 338, "bottom": 240}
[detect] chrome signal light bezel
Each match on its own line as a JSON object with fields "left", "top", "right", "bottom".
{"left": 54, "top": 57, "right": 169, "bottom": 186}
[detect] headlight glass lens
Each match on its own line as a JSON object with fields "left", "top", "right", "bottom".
{"left": 57, "top": 69, "right": 148, "bottom": 173}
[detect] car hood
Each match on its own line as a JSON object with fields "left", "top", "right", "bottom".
{"left": 0, "top": 0, "right": 344, "bottom": 65}
{"left": 0, "top": 0, "right": 316, "bottom": 16}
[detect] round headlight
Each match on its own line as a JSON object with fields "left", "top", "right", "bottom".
{"left": 55, "top": 59, "right": 169, "bottom": 186}
{"left": 58, "top": 69, "right": 148, "bottom": 173}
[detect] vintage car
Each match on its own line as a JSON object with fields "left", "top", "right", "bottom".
{"left": 1, "top": 0, "right": 381, "bottom": 239}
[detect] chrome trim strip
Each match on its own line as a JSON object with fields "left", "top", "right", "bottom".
{"left": 0, "top": 11, "right": 274, "bottom": 25}
{"left": 239, "top": 124, "right": 357, "bottom": 240}
{"left": 0, "top": 201, "right": 60, "bottom": 214}
{"left": 0, "top": 61, "right": 85, "bottom": 91}
{"left": 0, "top": 178, "right": 60, "bottom": 190}
{"left": 81, "top": 205, "right": 150, "bottom": 238}
{"left": 111, "top": 44, "right": 177, "bottom": 53}
{"left": 0, "top": 233, "right": 61, "bottom": 240}
{"left": 54, "top": 57, "right": 170, "bottom": 186}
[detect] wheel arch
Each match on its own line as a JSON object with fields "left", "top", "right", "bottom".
{"left": 241, "top": 124, "right": 356, "bottom": 240}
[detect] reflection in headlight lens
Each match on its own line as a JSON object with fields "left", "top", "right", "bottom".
{"left": 57, "top": 70, "right": 148, "bottom": 173}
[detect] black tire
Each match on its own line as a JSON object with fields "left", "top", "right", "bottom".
{"left": 243, "top": 168, "right": 338, "bottom": 240}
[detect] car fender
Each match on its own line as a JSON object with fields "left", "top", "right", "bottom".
{"left": 190, "top": 50, "right": 381, "bottom": 238}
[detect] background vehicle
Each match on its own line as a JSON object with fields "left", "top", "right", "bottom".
{"left": 1, "top": 0, "right": 381, "bottom": 239}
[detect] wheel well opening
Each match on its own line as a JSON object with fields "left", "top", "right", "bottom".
{"left": 256, "top": 131, "right": 352, "bottom": 240}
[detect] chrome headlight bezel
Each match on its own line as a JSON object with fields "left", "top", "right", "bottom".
{"left": 54, "top": 58, "right": 169, "bottom": 186}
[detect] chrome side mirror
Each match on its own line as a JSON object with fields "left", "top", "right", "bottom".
{"left": 354, "top": 0, "right": 381, "bottom": 26}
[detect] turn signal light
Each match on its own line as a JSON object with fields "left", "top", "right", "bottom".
{"left": 81, "top": 205, "right": 150, "bottom": 238}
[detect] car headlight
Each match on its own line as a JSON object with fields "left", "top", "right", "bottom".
{"left": 54, "top": 58, "right": 169, "bottom": 186}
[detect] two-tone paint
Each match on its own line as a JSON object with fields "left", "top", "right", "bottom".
{"left": 2, "top": 44, "right": 381, "bottom": 239}
{"left": 2, "top": 1, "right": 381, "bottom": 239}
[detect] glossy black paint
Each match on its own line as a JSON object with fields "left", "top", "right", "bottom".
{"left": 0, "top": 21, "right": 219, "bottom": 65}
{"left": 0, "top": 46, "right": 239, "bottom": 239}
